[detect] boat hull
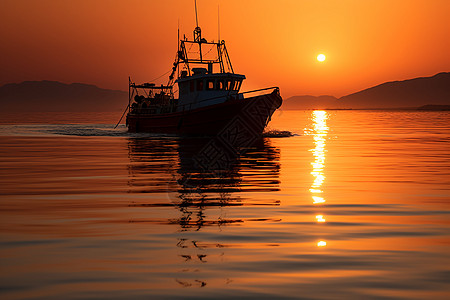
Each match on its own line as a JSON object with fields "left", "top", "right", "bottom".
{"left": 126, "top": 89, "right": 282, "bottom": 136}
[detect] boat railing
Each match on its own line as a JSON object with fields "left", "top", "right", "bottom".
{"left": 129, "top": 87, "right": 279, "bottom": 114}
{"left": 131, "top": 103, "right": 177, "bottom": 115}
{"left": 177, "top": 86, "right": 279, "bottom": 112}
{"left": 240, "top": 86, "right": 280, "bottom": 99}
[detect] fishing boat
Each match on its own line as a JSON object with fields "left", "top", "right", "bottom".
{"left": 126, "top": 17, "right": 282, "bottom": 136}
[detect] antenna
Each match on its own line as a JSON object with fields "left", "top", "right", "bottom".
{"left": 193, "top": 0, "right": 202, "bottom": 43}
{"left": 218, "top": 4, "right": 220, "bottom": 42}
{"left": 194, "top": 0, "right": 199, "bottom": 28}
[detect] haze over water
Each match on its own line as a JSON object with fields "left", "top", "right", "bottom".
{"left": 0, "top": 110, "right": 449, "bottom": 299}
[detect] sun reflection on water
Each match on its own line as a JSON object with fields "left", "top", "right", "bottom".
{"left": 306, "top": 110, "right": 329, "bottom": 246}
{"left": 315, "top": 215, "right": 326, "bottom": 222}
{"left": 312, "top": 196, "right": 326, "bottom": 204}
{"left": 317, "top": 241, "right": 327, "bottom": 247}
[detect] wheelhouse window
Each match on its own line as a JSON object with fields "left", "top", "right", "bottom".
{"left": 234, "top": 80, "right": 242, "bottom": 91}
{"left": 226, "top": 80, "right": 233, "bottom": 91}
{"left": 197, "top": 79, "right": 204, "bottom": 91}
{"left": 190, "top": 81, "right": 195, "bottom": 92}
{"left": 216, "top": 80, "right": 225, "bottom": 90}
{"left": 206, "top": 79, "right": 214, "bottom": 90}
{"left": 180, "top": 82, "right": 188, "bottom": 95}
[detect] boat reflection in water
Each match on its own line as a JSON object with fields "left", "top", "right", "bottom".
{"left": 127, "top": 135, "right": 281, "bottom": 222}
{"left": 127, "top": 133, "right": 280, "bottom": 287}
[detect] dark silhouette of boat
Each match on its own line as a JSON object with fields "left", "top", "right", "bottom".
{"left": 126, "top": 12, "right": 282, "bottom": 135}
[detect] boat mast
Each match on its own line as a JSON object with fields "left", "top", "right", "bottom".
{"left": 177, "top": 20, "right": 180, "bottom": 79}
{"left": 168, "top": 22, "right": 181, "bottom": 87}
{"left": 167, "top": 0, "right": 235, "bottom": 85}
{"left": 193, "top": 0, "right": 204, "bottom": 62}
{"left": 218, "top": 4, "right": 220, "bottom": 42}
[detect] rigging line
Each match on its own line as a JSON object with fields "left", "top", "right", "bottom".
{"left": 187, "top": 44, "right": 214, "bottom": 58}
{"left": 186, "top": 42, "right": 195, "bottom": 54}
{"left": 203, "top": 45, "right": 215, "bottom": 57}
{"left": 114, "top": 104, "right": 129, "bottom": 129}
{"left": 149, "top": 69, "right": 171, "bottom": 83}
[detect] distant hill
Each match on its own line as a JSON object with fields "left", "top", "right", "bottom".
{"left": 0, "top": 81, "right": 127, "bottom": 112}
{"left": 339, "top": 72, "right": 450, "bottom": 109}
{"left": 417, "top": 104, "right": 450, "bottom": 111}
{"left": 283, "top": 72, "right": 450, "bottom": 110}
{"left": 281, "top": 95, "right": 340, "bottom": 110}
{"left": 2, "top": 73, "right": 449, "bottom": 112}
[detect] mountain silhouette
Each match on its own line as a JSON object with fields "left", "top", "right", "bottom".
{"left": 283, "top": 72, "right": 450, "bottom": 110}
{"left": 2, "top": 73, "right": 449, "bottom": 112}
{"left": 339, "top": 72, "right": 450, "bottom": 108}
{"left": 0, "top": 81, "right": 127, "bottom": 112}
{"left": 281, "top": 95, "right": 340, "bottom": 110}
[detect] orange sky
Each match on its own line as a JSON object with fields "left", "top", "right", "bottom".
{"left": 0, "top": 0, "right": 449, "bottom": 97}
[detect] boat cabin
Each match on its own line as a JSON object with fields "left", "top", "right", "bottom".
{"left": 176, "top": 66, "right": 245, "bottom": 111}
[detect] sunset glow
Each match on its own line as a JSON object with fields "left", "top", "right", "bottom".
{"left": 0, "top": 0, "right": 449, "bottom": 297}
{"left": 0, "top": 0, "right": 448, "bottom": 97}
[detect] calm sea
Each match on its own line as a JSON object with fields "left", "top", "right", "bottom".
{"left": 0, "top": 110, "right": 449, "bottom": 299}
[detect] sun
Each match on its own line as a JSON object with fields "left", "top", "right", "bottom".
{"left": 317, "top": 54, "right": 326, "bottom": 62}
